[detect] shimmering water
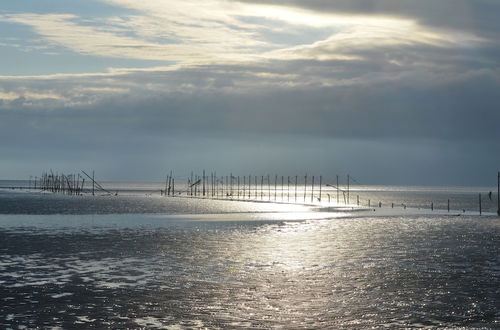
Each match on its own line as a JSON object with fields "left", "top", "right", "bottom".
{"left": 0, "top": 185, "right": 499, "bottom": 328}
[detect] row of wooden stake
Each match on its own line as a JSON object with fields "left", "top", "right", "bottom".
{"left": 162, "top": 170, "right": 500, "bottom": 216}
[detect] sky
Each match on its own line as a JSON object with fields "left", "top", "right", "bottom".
{"left": 0, "top": 0, "right": 499, "bottom": 185}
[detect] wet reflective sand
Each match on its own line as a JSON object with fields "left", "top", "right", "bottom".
{"left": 1, "top": 207, "right": 499, "bottom": 328}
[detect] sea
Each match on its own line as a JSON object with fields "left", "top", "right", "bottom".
{"left": 0, "top": 180, "right": 499, "bottom": 328}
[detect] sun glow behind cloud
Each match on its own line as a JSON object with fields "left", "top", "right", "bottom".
{"left": 0, "top": 0, "right": 485, "bottom": 66}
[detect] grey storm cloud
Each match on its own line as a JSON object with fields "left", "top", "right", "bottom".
{"left": 1, "top": 58, "right": 499, "bottom": 142}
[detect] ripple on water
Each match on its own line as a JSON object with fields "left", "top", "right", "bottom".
{"left": 0, "top": 213, "right": 499, "bottom": 328}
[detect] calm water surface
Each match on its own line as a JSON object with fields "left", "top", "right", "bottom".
{"left": 0, "top": 188, "right": 499, "bottom": 328}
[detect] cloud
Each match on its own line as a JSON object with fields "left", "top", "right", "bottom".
{"left": 1, "top": 55, "right": 499, "bottom": 142}
{"left": 235, "top": 0, "right": 500, "bottom": 38}
{"left": 1, "top": 0, "right": 499, "bottom": 182}
{"left": 1, "top": 0, "right": 489, "bottom": 66}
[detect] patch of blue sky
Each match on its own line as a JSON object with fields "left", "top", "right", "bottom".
{"left": 0, "top": 20, "right": 36, "bottom": 43}
{"left": 0, "top": 43, "right": 170, "bottom": 76}
{"left": 1, "top": 48, "right": 171, "bottom": 76}
{"left": 0, "top": 0, "right": 132, "bottom": 18}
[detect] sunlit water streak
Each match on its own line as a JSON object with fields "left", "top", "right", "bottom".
{"left": 0, "top": 185, "right": 499, "bottom": 328}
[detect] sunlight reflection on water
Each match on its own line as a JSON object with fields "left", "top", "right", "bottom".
{"left": 0, "top": 192, "right": 499, "bottom": 328}
{"left": 1, "top": 212, "right": 499, "bottom": 328}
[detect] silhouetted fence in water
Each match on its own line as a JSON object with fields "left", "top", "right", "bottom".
{"left": 11, "top": 170, "right": 499, "bottom": 216}
{"left": 161, "top": 170, "right": 500, "bottom": 216}
{"left": 19, "top": 170, "right": 113, "bottom": 196}
{"left": 35, "top": 171, "right": 85, "bottom": 195}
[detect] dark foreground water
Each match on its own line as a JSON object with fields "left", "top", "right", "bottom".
{"left": 0, "top": 190, "right": 499, "bottom": 328}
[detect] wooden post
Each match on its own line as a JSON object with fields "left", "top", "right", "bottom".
{"left": 357, "top": 195, "right": 359, "bottom": 206}
{"left": 431, "top": 202, "right": 434, "bottom": 211}
{"left": 274, "top": 174, "right": 277, "bottom": 201}
{"left": 243, "top": 176, "right": 246, "bottom": 199}
{"left": 194, "top": 175, "right": 198, "bottom": 197}
{"left": 261, "top": 175, "right": 264, "bottom": 200}
{"left": 319, "top": 176, "right": 322, "bottom": 202}
{"left": 336, "top": 175, "right": 339, "bottom": 204}
{"left": 237, "top": 176, "right": 240, "bottom": 199}
{"left": 267, "top": 174, "right": 271, "bottom": 201}
{"left": 92, "top": 170, "right": 95, "bottom": 196}
{"left": 287, "top": 176, "right": 290, "bottom": 202}
{"left": 203, "top": 170, "right": 206, "bottom": 197}
{"left": 190, "top": 172, "right": 193, "bottom": 196}
{"left": 347, "top": 174, "right": 350, "bottom": 204}
{"left": 295, "top": 175, "right": 298, "bottom": 202}
{"left": 311, "top": 176, "right": 314, "bottom": 203}
{"left": 281, "top": 176, "right": 284, "bottom": 201}
{"left": 304, "top": 174, "right": 307, "bottom": 203}
{"left": 255, "top": 176, "right": 258, "bottom": 199}
{"left": 447, "top": 199, "right": 450, "bottom": 212}
{"left": 172, "top": 178, "right": 175, "bottom": 196}
{"left": 497, "top": 171, "right": 500, "bottom": 216}
{"left": 479, "top": 193, "right": 482, "bottom": 216}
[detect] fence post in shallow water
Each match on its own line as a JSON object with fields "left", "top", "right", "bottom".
{"left": 347, "top": 174, "right": 350, "bottom": 204}
{"left": 274, "top": 175, "right": 277, "bottom": 201}
{"left": 202, "top": 170, "right": 205, "bottom": 197}
{"left": 304, "top": 174, "right": 307, "bottom": 203}
{"left": 249, "top": 175, "right": 252, "bottom": 199}
{"left": 431, "top": 202, "right": 434, "bottom": 211}
{"left": 268, "top": 175, "right": 271, "bottom": 201}
{"left": 479, "top": 193, "right": 482, "bottom": 216}
{"left": 319, "top": 176, "right": 322, "bottom": 202}
{"left": 281, "top": 176, "right": 284, "bottom": 201}
{"left": 336, "top": 175, "right": 339, "bottom": 204}
{"left": 261, "top": 176, "right": 264, "bottom": 200}
{"left": 295, "top": 176, "right": 298, "bottom": 203}
{"left": 255, "top": 176, "right": 258, "bottom": 199}
{"left": 311, "top": 176, "right": 315, "bottom": 203}
{"left": 448, "top": 199, "right": 450, "bottom": 212}
{"left": 497, "top": 171, "right": 500, "bottom": 216}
